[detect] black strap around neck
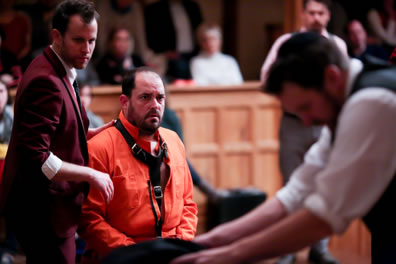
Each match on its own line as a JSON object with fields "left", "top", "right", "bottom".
{"left": 115, "top": 119, "right": 168, "bottom": 237}
{"left": 73, "top": 80, "right": 83, "bottom": 115}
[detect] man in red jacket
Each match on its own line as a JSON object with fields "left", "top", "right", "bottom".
{"left": 0, "top": 1, "right": 114, "bottom": 263}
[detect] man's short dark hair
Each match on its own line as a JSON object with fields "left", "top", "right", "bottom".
{"left": 303, "top": 0, "right": 332, "bottom": 10}
{"left": 263, "top": 32, "right": 348, "bottom": 95}
{"left": 122, "top": 67, "right": 163, "bottom": 97}
{"left": 52, "top": 0, "right": 99, "bottom": 35}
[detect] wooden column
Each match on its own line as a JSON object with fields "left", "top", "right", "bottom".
{"left": 283, "top": 0, "right": 303, "bottom": 33}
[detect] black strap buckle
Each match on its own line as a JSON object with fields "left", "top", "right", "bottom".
{"left": 153, "top": 186, "right": 163, "bottom": 199}
{"left": 131, "top": 143, "right": 142, "bottom": 155}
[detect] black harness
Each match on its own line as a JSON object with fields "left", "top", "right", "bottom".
{"left": 115, "top": 119, "right": 168, "bottom": 237}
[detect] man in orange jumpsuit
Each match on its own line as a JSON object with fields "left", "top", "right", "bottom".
{"left": 78, "top": 67, "right": 198, "bottom": 263}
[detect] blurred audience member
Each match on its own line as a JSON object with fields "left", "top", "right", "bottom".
{"left": 79, "top": 83, "right": 104, "bottom": 129}
{"left": 0, "top": 0, "right": 31, "bottom": 62}
{"left": 327, "top": 0, "right": 348, "bottom": 41}
{"left": 260, "top": 0, "right": 347, "bottom": 82}
{"left": 96, "top": 0, "right": 150, "bottom": 61}
{"left": 389, "top": 46, "right": 396, "bottom": 64}
{"left": 15, "top": 0, "right": 59, "bottom": 67}
{"left": 190, "top": 23, "right": 243, "bottom": 86}
{"left": 145, "top": 0, "right": 203, "bottom": 81}
{"left": 96, "top": 27, "right": 144, "bottom": 84}
{"left": 347, "top": 19, "right": 389, "bottom": 62}
{"left": 0, "top": 29, "right": 22, "bottom": 89}
{"left": 0, "top": 80, "right": 16, "bottom": 264}
{"left": 76, "top": 63, "right": 100, "bottom": 86}
{"left": 366, "top": 0, "right": 396, "bottom": 54}
{"left": 0, "top": 81, "right": 12, "bottom": 145}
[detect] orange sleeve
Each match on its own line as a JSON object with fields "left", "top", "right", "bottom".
{"left": 79, "top": 139, "right": 136, "bottom": 258}
{"left": 175, "top": 158, "right": 198, "bottom": 240}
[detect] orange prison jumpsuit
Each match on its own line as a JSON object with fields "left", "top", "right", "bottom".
{"left": 78, "top": 112, "right": 197, "bottom": 262}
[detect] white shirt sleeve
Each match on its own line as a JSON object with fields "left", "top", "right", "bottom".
{"left": 276, "top": 127, "right": 331, "bottom": 213}
{"left": 260, "top": 33, "right": 292, "bottom": 84}
{"left": 41, "top": 152, "right": 63, "bottom": 180}
{"left": 304, "top": 88, "right": 396, "bottom": 233}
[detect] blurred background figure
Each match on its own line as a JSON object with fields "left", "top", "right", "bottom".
{"left": 0, "top": 29, "right": 22, "bottom": 89}
{"left": 96, "top": 0, "right": 151, "bottom": 63}
{"left": 145, "top": 0, "right": 203, "bottom": 81}
{"left": 0, "top": 0, "right": 31, "bottom": 65}
{"left": 346, "top": 19, "right": 389, "bottom": 62}
{"left": 96, "top": 26, "right": 144, "bottom": 85}
{"left": 366, "top": 0, "right": 396, "bottom": 55}
{"left": 190, "top": 23, "right": 243, "bottom": 86}
{"left": 79, "top": 82, "right": 104, "bottom": 129}
{"left": 15, "top": 0, "right": 59, "bottom": 68}
{"left": 0, "top": 81, "right": 12, "bottom": 146}
{"left": 0, "top": 80, "right": 16, "bottom": 264}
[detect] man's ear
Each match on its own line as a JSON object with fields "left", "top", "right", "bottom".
{"left": 323, "top": 65, "right": 343, "bottom": 97}
{"left": 120, "top": 94, "right": 129, "bottom": 114}
{"left": 51, "top": 29, "right": 62, "bottom": 46}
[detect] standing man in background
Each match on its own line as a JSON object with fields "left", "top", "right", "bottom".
{"left": 145, "top": 0, "right": 203, "bottom": 81}
{"left": 260, "top": 1, "right": 345, "bottom": 263}
{"left": 0, "top": 1, "right": 114, "bottom": 263}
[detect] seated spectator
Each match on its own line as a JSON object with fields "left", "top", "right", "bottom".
{"left": 14, "top": 0, "right": 58, "bottom": 69}
{"left": 96, "top": 27, "right": 144, "bottom": 85}
{"left": 346, "top": 19, "right": 389, "bottom": 63}
{"left": 78, "top": 68, "right": 197, "bottom": 263}
{"left": 0, "top": 80, "right": 17, "bottom": 263}
{"left": 366, "top": 0, "right": 396, "bottom": 54}
{"left": 0, "top": 0, "right": 31, "bottom": 62}
{"left": 145, "top": 0, "right": 203, "bottom": 81}
{"left": 79, "top": 82, "right": 104, "bottom": 129}
{"left": 96, "top": 0, "right": 149, "bottom": 60}
{"left": 0, "top": 81, "right": 12, "bottom": 145}
{"left": 0, "top": 29, "right": 22, "bottom": 89}
{"left": 77, "top": 63, "right": 100, "bottom": 86}
{"left": 190, "top": 23, "right": 243, "bottom": 86}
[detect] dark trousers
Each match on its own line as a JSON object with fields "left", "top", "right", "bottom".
{"left": 7, "top": 213, "right": 76, "bottom": 264}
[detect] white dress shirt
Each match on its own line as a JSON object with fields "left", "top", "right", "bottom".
{"left": 260, "top": 28, "right": 348, "bottom": 83}
{"left": 277, "top": 59, "right": 396, "bottom": 233}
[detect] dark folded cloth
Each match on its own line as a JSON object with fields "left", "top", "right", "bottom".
{"left": 101, "top": 238, "right": 204, "bottom": 264}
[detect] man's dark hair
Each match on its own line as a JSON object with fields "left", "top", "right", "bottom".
{"left": 264, "top": 32, "right": 348, "bottom": 95}
{"left": 303, "top": 0, "right": 332, "bottom": 10}
{"left": 122, "top": 67, "right": 163, "bottom": 97}
{"left": 52, "top": 0, "right": 99, "bottom": 35}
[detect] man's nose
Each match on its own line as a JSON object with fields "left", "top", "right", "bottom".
{"left": 82, "top": 41, "right": 90, "bottom": 53}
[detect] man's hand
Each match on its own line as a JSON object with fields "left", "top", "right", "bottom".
{"left": 53, "top": 161, "right": 114, "bottom": 203}
{"left": 87, "top": 168, "right": 114, "bottom": 203}
{"left": 170, "top": 245, "right": 241, "bottom": 264}
{"left": 87, "top": 120, "right": 116, "bottom": 140}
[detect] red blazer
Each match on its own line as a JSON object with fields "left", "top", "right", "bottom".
{"left": 0, "top": 47, "right": 90, "bottom": 238}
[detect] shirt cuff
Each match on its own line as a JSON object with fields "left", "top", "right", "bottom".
{"left": 304, "top": 193, "right": 349, "bottom": 234}
{"left": 276, "top": 179, "right": 305, "bottom": 214}
{"left": 41, "top": 152, "right": 62, "bottom": 180}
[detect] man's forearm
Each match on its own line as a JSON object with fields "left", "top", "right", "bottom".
{"left": 230, "top": 209, "right": 333, "bottom": 263}
{"left": 52, "top": 161, "right": 95, "bottom": 182}
{"left": 201, "top": 197, "right": 288, "bottom": 247}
